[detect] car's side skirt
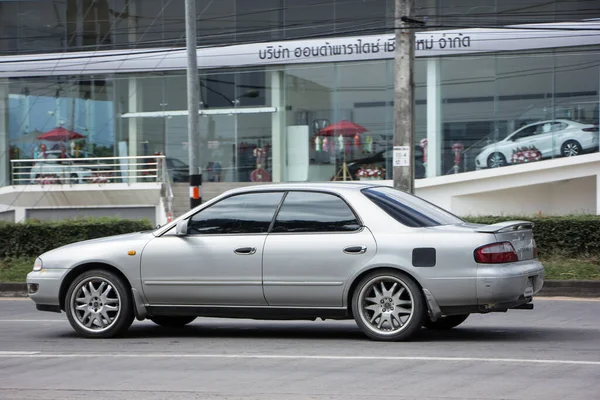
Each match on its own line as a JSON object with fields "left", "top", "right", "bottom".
{"left": 145, "top": 305, "right": 351, "bottom": 321}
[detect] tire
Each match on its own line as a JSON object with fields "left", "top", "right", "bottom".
{"left": 560, "top": 140, "right": 582, "bottom": 157}
{"left": 351, "top": 270, "right": 426, "bottom": 341}
{"left": 150, "top": 316, "right": 197, "bottom": 328}
{"left": 65, "top": 269, "right": 134, "bottom": 338}
{"left": 423, "top": 314, "right": 469, "bottom": 330}
{"left": 487, "top": 152, "right": 507, "bottom": 168}
{"left": 70, "top": 173, "right": 79, "bottom": 184}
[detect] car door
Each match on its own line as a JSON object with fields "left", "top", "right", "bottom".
{"left": 506, "top": 124, "right": 538, "bottom": 159}
{"left": 531, "top": 121, "right": 559, "bottom": 157}
{"left": 140, "top": 191, "right": 285, "bottom": 306}
{"left": 262, "top": 190, "right": 377, "bottom": 308}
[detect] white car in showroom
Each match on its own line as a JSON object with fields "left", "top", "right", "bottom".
{"left": 29, "top": 151, "right": 93, "bottom": 184}
{"left": 475, "top": 119, "right": 599, "bottom": 169}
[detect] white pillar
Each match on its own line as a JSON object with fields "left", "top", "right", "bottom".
{"left": 596, "top": 174, "right": 600, "bottom": 215}
{"left": 426, "top": 58, "right": 442, "bottom": 178}
{"left": 128, "top": 77, "right": 142, "bottom": 183}
{"left": 270, "top": 70, "right": 286, "bottom": 182}
{"left": 0, "top": 79, "right": 8, "bottom": 187}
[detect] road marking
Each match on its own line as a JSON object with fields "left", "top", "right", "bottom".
{"left": 0, "top": 320, "right": 64, "bottom": 322}
{"left": 0, "top": 351, "right": 41, "bottom": 355}
{"left": 0, "top": 353, "right": 598, "bottom": 366}
{"left": 536, "top": 297, "right": 600, "bottom": 302}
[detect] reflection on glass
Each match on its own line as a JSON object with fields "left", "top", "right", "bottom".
{"left": 440, "top": 49, "right": 600, "bottom": 175}
{"left": 273, "top": 191, "right": 360, "bottom": 232}
{"left": 189, "top": 192, "right": 284, "bottom": 234}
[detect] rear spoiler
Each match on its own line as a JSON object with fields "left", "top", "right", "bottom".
{"left": 474, "top": 220, "right": 534, "bottom": 233}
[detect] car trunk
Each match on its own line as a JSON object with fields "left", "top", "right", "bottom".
{"left": 429, "top": 220, "right": 536, "bottom": 261}
{"left": 474, "top": 221, "right": 536, "bottom": 261}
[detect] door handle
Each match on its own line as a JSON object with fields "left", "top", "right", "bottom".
{"left": 234, "top": 247, "right": 257, "bottom": 255}
{"left": 344, "top": 245, "right": 367, "bottom": 255}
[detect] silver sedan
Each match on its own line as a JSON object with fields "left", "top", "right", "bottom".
{"left": 26, "top": 183, "right": 544, "bottom": 341}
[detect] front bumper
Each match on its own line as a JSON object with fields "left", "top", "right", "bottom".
{"left": 26, "top": 268, "right": 69, "bottom": 311}
{"left": 476, "top": 260, "right": 544, "bottom": 306}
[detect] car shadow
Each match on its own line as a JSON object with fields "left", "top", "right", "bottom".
{"left": 55, "top": 321, "right": 599, "bottom": 343}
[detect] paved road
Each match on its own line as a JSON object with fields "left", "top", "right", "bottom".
{"left": 0, "top": 297, "right": 599, "bottom": 400}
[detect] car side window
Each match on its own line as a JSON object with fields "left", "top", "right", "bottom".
{"left": 188, "top": 192, "right": 284, "bottom": 235}
{"left": 552, "top": 122, "right": 568, "bottom": 132}
{"left": 514, "top": 125, "right": 537, "bottom": 140}
{"left": 272, "top": 191, "right": 361, "bottom": 233}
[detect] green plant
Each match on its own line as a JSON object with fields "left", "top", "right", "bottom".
{"left": 0, "top": 217, "right": 153, "bottom": 259}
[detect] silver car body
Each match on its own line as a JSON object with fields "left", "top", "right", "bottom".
{"left": 27, "top": 183, "right": 544, "bottom": 336}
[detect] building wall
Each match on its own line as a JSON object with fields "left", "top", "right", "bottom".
{"left": 0, "top": 210, "right": 15, "bottom": 222}
{"left": 450, "top": 177, "right": 596, "bottom": 216}
{"left": 26, "top": 206, "right": 155, "bottom": 224}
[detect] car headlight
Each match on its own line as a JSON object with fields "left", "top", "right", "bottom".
{"left": 33, "top": 258, "right": 43, "bottom": 272}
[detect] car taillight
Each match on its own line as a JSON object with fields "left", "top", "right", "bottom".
{"left": 474, "top": 242, "right": 518, "bottom": 264}
{"left": 532, "top": 238, "right": 538, "bottom": 258}
{"left": 582, "top": 127, "right": 599, "bottom": 132}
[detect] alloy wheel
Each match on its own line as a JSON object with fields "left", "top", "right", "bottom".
{"left": 70, "top": 277, "right": 121, "bottom": 333}
{"left": 488, "top": 153, "right": 506, "bottom": 168}
{"left": 357, "top": 276, "right": 415, "bottom": 336}
{"left": 562, "top": 141, "right": 580, "bottom": 157}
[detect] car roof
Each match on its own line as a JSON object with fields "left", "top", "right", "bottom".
{"left": 223, "top": 182, "right": 385, "bottom": 195}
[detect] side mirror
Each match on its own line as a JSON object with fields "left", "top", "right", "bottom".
{"left": 175, "top": 219, "right": 189, "bottom": 236}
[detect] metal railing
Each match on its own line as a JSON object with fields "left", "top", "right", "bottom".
{"left": 9, "top": 155, "right": 167, "bottom": 185}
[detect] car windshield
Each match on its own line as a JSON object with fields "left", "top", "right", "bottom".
{"left": 362, "top": 186, "right": 464, "bottom": 227}
{"left": 169, "top": 159, "right": 187, "bottom": 168}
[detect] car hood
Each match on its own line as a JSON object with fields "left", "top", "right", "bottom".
{"left": 39, "top": 231, "right": 157, "bottom": 267}
{"left": 59, "top": 231, "right": 155, "bottom": 249}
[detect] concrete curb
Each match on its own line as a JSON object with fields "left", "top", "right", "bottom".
{"left": 2, "top": 280, "right": 600, "bottom": 298}
{"left": 0, "top": 282, "right": 27, "bottom": 298}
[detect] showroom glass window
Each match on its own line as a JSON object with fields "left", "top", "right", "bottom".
{"left": 271, "top": 191, "right": 361, "bottom": 233}
{"left": 188, "top": 192, "right": 284, "bottom": 234}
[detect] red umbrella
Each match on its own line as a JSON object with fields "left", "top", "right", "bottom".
{"left": 317, "top": 120, "right": 368, "bottom": 137}
{"left": 37, "top": 127, "right": 85, "bottom": 141}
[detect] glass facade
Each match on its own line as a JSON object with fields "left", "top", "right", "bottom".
{"left": 0, "top": 0, "right": 397, "bottom": 54}
{"left": 2, "top": 0, "right": 598, "bottom": 55}
{"left": 1, "top": 1, "right": 600, "bottom": 188}
{"left": 435, "top": 47, "right": 600, "bottom": 175}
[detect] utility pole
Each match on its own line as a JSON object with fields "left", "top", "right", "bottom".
{"left": 185, "top": 0, "right": 202, "bottom": 208}
{"left": 393, "top": 0, "right": 415, "bottom": 193}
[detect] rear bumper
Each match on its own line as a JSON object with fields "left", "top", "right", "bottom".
{"left": 476, "top": 260, "right": 544, "bottom": 306}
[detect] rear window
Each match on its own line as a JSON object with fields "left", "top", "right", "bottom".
{"left": 362, "top": 187, "right": 464, "bottom": 227}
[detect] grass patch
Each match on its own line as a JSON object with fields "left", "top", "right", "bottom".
{"left": 1, "top": 256, "right": 599, "bottom": 283}
{"left": 540, "top": 256, "right": 600, "bottom": 280}
{"left": 0, "top": 257, "right": 36, "bottom": 282}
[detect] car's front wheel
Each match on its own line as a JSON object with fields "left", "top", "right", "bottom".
{"left": 487, "top": 152, "right": 507, "bottom": 168}
{"left": 352, "top": 270, "right": 426, "bottom": 341}
{"left": 423, "top": 314, "right": 469, "bottom": 330}
{"left": 65, "top": 269, "right": 134, "bottom": 338}
{"left": 150, "top": 316, "right": 197, "bottom": 328}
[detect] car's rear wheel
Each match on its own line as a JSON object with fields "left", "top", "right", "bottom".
{"left": 70, "top": 173, "right": 79, "bottom": 184}
{"left": 150, "top": 316, "right": 197, "bottom": 328}
{"left": 561, "top": 140, "right": 582, "bottom": 157}
{"left": 423, "top": 314, "right": 469, "bottom": 330}
{"left": 352, "top": 270, "right": 426, "bottom": 341}
{"left": 487, "top": 152, "right": 507, "bottom": 168}
{"left": 65, "top": 269, "right": 134, "bottom": 338}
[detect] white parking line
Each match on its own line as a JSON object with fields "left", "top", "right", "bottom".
{"left": 0, "top": 353, "right": 598, "bottom": 366}
{"left": 0, "top": 320, "right": 64, "bottom": 322}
